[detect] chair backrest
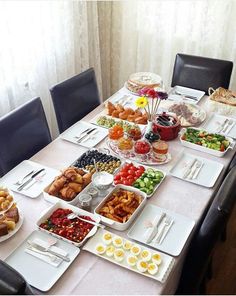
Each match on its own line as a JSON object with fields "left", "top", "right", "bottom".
{"left": 0, "top": 97, "right": 51, "bottom": 176}
{"left": 177, "top": 165, "right": 236, "bottom": 294}
{"left": 50, "top": 68, "right": 100, "bottom": 133}
{"left": 0, "top": 260, "right": 33, "bottom": 294}
{"left": 171, "top": 53, "right": 233, "bottom": 93}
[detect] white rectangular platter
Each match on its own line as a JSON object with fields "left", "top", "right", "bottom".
{"left": 127, "top": 204, "right": 195, "bottom": 256}
{"left": 82, "top": 228, "right": 175, "bottom": 284}
{"left": 5, "top": 230, "right": 80, "bottom": 292}
{"left": 202, "top": 113, "right": 236, "bottom": 139}
{"left": 113, "top": 161, "right": 166, "bottom": 198}
{"left": 0, "top": 160, "right": 60, "bottom": 198}
{"left": 169, "top": 152, "right": 224, "bottom": 187}
{"left": 90, "top": 111, "right": 146, "bottom": 132}
{"left": 168, "top": 86, "right": 205, "bottom": 104}
{"left": 60, "top": 121, "right": 108, "bottom": 148}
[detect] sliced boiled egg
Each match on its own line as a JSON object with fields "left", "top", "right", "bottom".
{"left": 106, "top": 245, "right": 115, "bottom": 257}
{"left": 123, "top": 240, "right": 132, "bottom": 250}
{"left": 140, "top": 249, "right": 151, "bottom": 262}
{"left": 127, "top": 255, "right": 138, "bottom": 267}
{"left": 130, "top": 245, "right": 141, "bottom": 256}
{"left": 112, "top": 236, "right": 123, "bottom": 248}
{"left": 95, "top": 244, "right": 106, "bottom": 255}
{"left": 152, "top": 253, "right": 162, "bottom": 265}
{"left": 102, "top": 232, "right": 112, "bottom": 245}
{"left": 114, "top": 248, "right": 125, "bottom": 262}
{"left": 136, "top": 260, "right": 148, "bottom": 273}
{"left": 148, "top": 263, "right": 158, "bottom": 275}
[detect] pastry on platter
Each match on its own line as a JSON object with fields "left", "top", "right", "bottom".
{"left": 209, "top": 87, "right": 236, "bottom": 106}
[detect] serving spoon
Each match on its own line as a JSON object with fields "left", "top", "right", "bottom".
{"left": 67, "top": 213, "right": 105, "bottom": 229}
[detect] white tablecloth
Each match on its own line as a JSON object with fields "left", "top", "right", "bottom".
{"left": 0, "top": 90, "right": 235, "bottom": 295}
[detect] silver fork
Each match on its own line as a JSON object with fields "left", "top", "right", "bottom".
{"left": 155, "top": 217, "right": 172, "bottom": 244}
{"left": 13, "top": 170, "right": 35, "bottom": 186}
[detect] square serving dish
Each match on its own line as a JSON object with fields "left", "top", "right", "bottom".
{"left": 94, "top": 185, "right": 147, "bottom": 231}
{"left": 179, "top": 127, "right": 235, "bottom": 157}
{"left": 36, "top": 201, "right": 100, "bottom": 247}
{"left": 43, "top": 179, "right": 90, "bottom": 206}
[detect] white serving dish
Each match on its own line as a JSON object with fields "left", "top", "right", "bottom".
{"left": 0, "top": 160, "right": 60, "bottom": 198}
{"left": 168, "top": 86, "right": 205, "bottom": 104}
{"left": 60, "top": 120, "right": 108, "bottom": 148}
{"left": 169, "top": 152, "right": 224, "bottom": 187}
{"left": 113, "top": 161, "right": 166, "bottom": 198}
{"left": 202, "top": 113, "right": 236, "bottom": 139}
{"left": 5, "top": 230, "right": 80, "bottom": 291}
{"left": 94, "top": 185, "right": 147, "bottom": 231}
{"left": 43, "top": 177, "right": 91, "bottom": 206}
{"left": 0, "top": 209, "right": 24, "bottom": 242}
{"left": 179, "top": 128, "right": 234, "bottom": 157}
{"left": 127, "top": 204, "right": 195, "bottom": 256}
{"left": 36, "top": 201, "right": 100, "bottom": 247}
{"left": 83, "top": 228, "right": 175, "bottom": 284}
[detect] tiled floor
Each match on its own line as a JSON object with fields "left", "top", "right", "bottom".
{"left": 206, "top": 205, "right": 236, "bottom": 294}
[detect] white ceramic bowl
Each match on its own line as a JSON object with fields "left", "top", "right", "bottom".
{"left": 36, "top": 201, "right": 100, "bottom": 247}
{"left": 92, "top": 171, "right": 114, "bottom": 191}
{"left": 94, "top": 185, "right": 147, "bottom": 231}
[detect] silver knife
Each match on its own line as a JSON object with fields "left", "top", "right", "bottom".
{"left": 77, "top": 128, "right": 96, "bottom": 143}
{"left": 146, "top": 213, "right": 166, "bottom": 244}
{"left": 183, "top": 158, "right": 197, "bottom": 179}
{"left": 17, "top": 169, "right": 45, "bottom": 191}
{"left": 28, "top": 241, "right": 70, "bottom": 262}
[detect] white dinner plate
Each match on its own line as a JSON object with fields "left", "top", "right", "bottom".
{"left": 5, "top": 230, "right": 80, "bottom": 292}
{"left": 168, "top": 86, "right": 205, "bottom": 104}
{"left": 0, "top": 210, "right": 23, "bottom": 242}
{"left": 60, "top": 121, "right": 108, "bottom": 148}
{"left": 127, "top": 204, "right": 195, "bottom": 256}
{"left": 202, "top": 113, "right": 236, "bottom": 139}
{"left": 169, "top": 152, "right": 224, "bottom": 187}
{"left": 0, "top": 160, "right": 60, "bottom": 198}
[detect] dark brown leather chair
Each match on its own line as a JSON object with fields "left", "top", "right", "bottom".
{"left": 176, "top": 165, "right": 236, "bottom": 294}
{"left": 0, "top": 97, "right": 51, "bottom": 176}
{"left": 50, "top": 68, "right": 100, "bottom": 133}
{"left": 171, "top": 53, "right": 233, "bottom": 93}
{"left": 0, "top": 260, "right": 33, "bottom": 294}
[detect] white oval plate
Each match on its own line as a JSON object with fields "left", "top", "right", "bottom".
{"left": 0, "top": 210, "right": 24, "bottom": 242}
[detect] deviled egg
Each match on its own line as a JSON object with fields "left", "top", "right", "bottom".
{"left": 106, "top": 245, "right": 115, "bottom": 257}
{"left": 102, "top": 232, "right": 112, "bottom": 245}
{"left": 152, "top": 253, "right": 162, "bottom": 265}
{"left": 127, "top": 255, "right": 138, "bottom": 267}
{"left": 123, "top": 240, "right": 132, "bottom": 251}
{"left": 136, "top": 260, "right": 148, "bottom": 273}
{"left": 140, "top": 249, "right": 151, "bottom": 262}
{"left": 95, "top": 244, "right": 106, "bottom": 255}
{"left": 114, "top": 248, "right": 125, "bottom": 262}
{"left": 130, "top": 245, "right": 141, "bottom": 256}
{"left": 112, "top": 236, "right": 123, "bottom": 248}
{"left": 148, "top": 263, "right": 158, "bottom": 275}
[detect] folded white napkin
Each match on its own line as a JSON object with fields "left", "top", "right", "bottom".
{"left": 143, "top": 213, "right": 164, "bottom": 242}
{"left": 25, "top": 238, "right": 68, "bottom": 267}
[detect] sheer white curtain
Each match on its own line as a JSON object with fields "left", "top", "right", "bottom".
{"left": 0, "top": 1, "right": 103, "bottom": 137}
{"left": 110, "top": 0, "right": 236, "bottom": 93}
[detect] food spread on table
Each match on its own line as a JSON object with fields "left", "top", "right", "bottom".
{"left": 105, "top": 102, "right": 148, "bottom": 124}
{"left": 168, "top": 102, "right": 206, "bottom": 126}
{"left": 209, "top": 87, "right": 236, "bottom": 106}
{"left": 73, "top": 149, "right": 122, "bottom": 174}
{"left": 181, "top": 128, "right": 230, "bottom": 152}
{"left": 114, "top": 163, "right": 164, "bottom": 196}
{"left": 39, "top": 208, "right": 95, "bottom": 243}
{"left": 0, "top": 187, "right": 19, "bottom": 237}
{"left": 46, "top": 167, "right": 92, "bottom": 201}
{"left": 125, "top": 72, "right": 162, "bottom": 94}
{"left": 97, "top": 188, "right": 142, "bottom": 223}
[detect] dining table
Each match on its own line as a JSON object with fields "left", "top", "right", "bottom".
{"left": 0, "top": 86, "right": 235, "bottom": 295}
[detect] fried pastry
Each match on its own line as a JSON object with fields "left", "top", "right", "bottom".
{"left": 59, "top": 186, "right": 77, "bottom": 201}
